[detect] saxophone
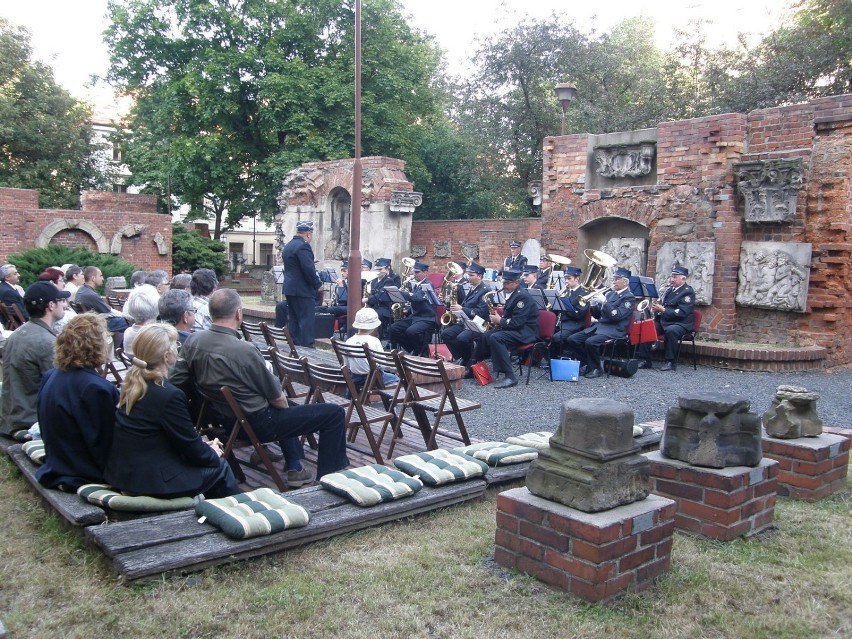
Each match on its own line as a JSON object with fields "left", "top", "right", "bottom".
{"left": 482, "top": 291, "right": 497, "bottom": 331}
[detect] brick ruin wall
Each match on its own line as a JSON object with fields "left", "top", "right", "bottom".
{"left": 411, "top": 95, "right": 851, "bottom": 366}
{"left": 0, "top": 189, "right": 173, "bottom": 274}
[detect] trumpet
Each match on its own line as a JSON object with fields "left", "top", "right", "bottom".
{"left": 577, "top": 286, "right": 612, "bottom": 307}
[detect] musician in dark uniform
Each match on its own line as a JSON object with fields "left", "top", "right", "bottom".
{"left": 472, "top": 269, "right": 538, "bottom": 389}
{"left": 441, "top": 262, "right": 490, "bottom": 367}
{"left": 503, "top": 240, "right": 528, "bottom": 272}
{"left": 535, "top": 255, "right": 552, "bottom": 289}
{"left": 549, "top": 266, "right": 589, "bottom": 356}
{"left": 565, "top": 267, "right": 636, "bottom": 379}
{"left": 637, "top": 265, "right": 695, "bottom": 371}
{"left": 324, "top": 260, "right": 349, "bottom": 331}
{"left": 282, "top": 220, "right": 322, "bottom": 346}
{"left": 366, "top": 257, "right": 398, "bottom": 340}
{"left": 521, "top": 265, "right": 544, "bottom": 290}
{"left": 389, "top": 261, "right": 438, "bottom": 355}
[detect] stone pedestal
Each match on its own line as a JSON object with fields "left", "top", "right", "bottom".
{"left": 645, "top": 451, "right": 778, "bottom": 541}
{"left": 495, "top": 487, "right": 675, "bottom": 603}
{"left": 762, "top": 433, "right": 850, "bottom": 501}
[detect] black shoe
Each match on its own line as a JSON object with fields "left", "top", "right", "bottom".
{"left": 493, "top": 377, "right": 518, "bottom": 389}
{"left": 579, "top": 365, "right": 589, "bottom": 376}
{"left": 584, "top": 368, "right": 603, "bottom": 379}
{"left": 660, "top": 361, "right": 675, "bottom": 372}
{"left": 637, "top": 360, "right": 652, "bottom": 370}
{"left": 463, "top": 368, "right": 475, "bottom": 379}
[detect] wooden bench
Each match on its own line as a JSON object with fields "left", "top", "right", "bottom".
{"left": 6, "top": 444, "right": 107, "bottom": 527}
{"left": 85, "top": 478, "right": 487, "bottom": 582}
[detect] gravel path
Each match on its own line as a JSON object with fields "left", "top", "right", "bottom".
{"left": 452, "top": 363, "right": 852, "bottom": 443}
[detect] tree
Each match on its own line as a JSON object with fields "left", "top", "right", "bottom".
{"left": 6, "top": 246, "right": 137, "bottom": 289}
{"left": 0, "top": 19, "right": 108, "bottom": 209}
{"left": 105, "top": 0, "right": 446, "bottom": 237}
{"left": 171, "top": 224, "right": 228, "bottom": 278}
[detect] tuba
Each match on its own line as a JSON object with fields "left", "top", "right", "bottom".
{"left": 543, "top": 253, "right": 571, "bottom": 289}
{"left": 581, "top": 249, "right": 618, "bottom": 290}
{"left": 399, "top": 257, "right": 415, "bottom": 281}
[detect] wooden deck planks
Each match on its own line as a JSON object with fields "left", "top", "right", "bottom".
{"left": 86, "top": 480, "right": 487, "bottom": 582}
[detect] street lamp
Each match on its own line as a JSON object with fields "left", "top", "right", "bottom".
{"left": 554, "top": 82, "right": 578, "bottom": 136}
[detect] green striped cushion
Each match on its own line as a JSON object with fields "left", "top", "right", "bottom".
{"left": 195, "top": 487, "right": 309, "bottom": 539}
{"left": 78, "top": 484, "right": 195, "bottom": 512}
{"left": 505, "top": 431, "right": 553, "bottom": 450}
{"left": 22, "top": 440, "right": 46, "bottom": 465}
{"left": 393, "top": 450, "right": 489, "bottom": 486}
{"left": 452, "top": 442, "right": 539, "bottom": 466}
{"left": 320, "top": 464, "right": 423, "bottom": 506}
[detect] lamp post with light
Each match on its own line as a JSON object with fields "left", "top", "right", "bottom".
{"left": 554, "top": 82, "right": 578, "bottom": 136}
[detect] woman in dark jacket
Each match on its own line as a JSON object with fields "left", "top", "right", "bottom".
{"left": 104, "top": 323, "right": 240, "bottom": 499}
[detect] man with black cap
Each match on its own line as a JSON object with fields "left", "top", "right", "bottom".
{"left": 565, "top": 267, "right": 636, "bottom": 379}
{"left": 549, "top": 266, "right": 589, "bottom": 355}
{"left": 283, "top": 220, "right": 323, "bottom": 346}
{"left": 389, "top": 261, "right": 438, "bottom": 355}
{"left": 471, "top": 268, "right": 538, "bottom": 389}
{"left": 536, "top": 255, "right": 553, "bottom": 289}
{"left": 503, "top": 240, "right": 528, "bottom": 273}
{"left": 1, "top": 282, "right": 70, "bottom": 438}
{"left": 638, "top": 265, "right": 695, "bottom": 371}
{"left": 442, "top": 262, "right": 490, "bottom": 366}
{"left": 366, "top": 257, "right": 399, "bottom": 340}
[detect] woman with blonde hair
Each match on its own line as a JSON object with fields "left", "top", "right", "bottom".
{"left": 36, "top": 314, "right": 118, "bottom": 491}
{"left": 104, "top": 323, "right": 240, "bottom": 498}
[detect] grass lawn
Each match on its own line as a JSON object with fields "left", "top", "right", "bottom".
{"left": 0, "top": 455, "right": 849, "bottom": 639}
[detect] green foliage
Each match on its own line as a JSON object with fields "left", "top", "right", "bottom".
{"left": 0, "top": 19, "right": 109, "bottom": 209}
{"left": 6, "top": 246, "right": 138, "bottom": 290}
{"left": 105, "top": 0, "right": 446, "bottom": 236}
{"left": 171, "top": 224, "right": 228, "bottom": 278}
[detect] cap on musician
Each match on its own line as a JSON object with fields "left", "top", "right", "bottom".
{"left": 466, "top": 263, "right": 485, "bottom": 277}
{"left": 296, "top": 220, "right": 314, "bottom": 233}
{"left": 412, "top": 261, "right": 429, "bottom": 272}
{"left": 339, "top": 260, "right": 348, "bottom": 270}
{"left": 361, "top": 258, "right": 372, "bottom": 270}
{"left": 509, "top": 240, "right": 522, "bottom": 249}
{"left": 502, "top": 269, "right": 522, "bottom": 281}
{"left": 564, "top": 266, "right": 582, "bottom": 278}
{"left": 613, "top": 267, "right": 631, "bottom": 279}
{"left": 671, "top": 265, "right": 689, "bottom": 277}
{"left": 374, "top": 258, "right": 392, "bottom": 270}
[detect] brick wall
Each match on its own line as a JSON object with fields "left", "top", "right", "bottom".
{"left": 0, "top": 188, "right": 173, "bottom": 274}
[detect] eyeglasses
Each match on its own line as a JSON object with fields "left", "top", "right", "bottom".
{"left": 184, "top": 307, "right": 197, "bottom": 314}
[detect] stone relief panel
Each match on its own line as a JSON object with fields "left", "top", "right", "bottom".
{"left": 460, "top": 243, "right": 479, "bottom": 263}
{"left": 736, "top": 241, "right": 811, "bottom": 312}
{"left": 594, "top": 143, "right": 656, "bottom": 179}
{"left": 734, "top": 158, "right": 803, "bottom": 223}
{"left": 409, "top": 245, "right": 426, "bottom": 258}
{"left": 433, "top": 240, "right": 451, "bottom": 258}
{"left": 655, "top": 242, "right": 715, "bottom": 305}
{"left": 600, "top": 237, "right": 646, "bottom": 281}
{"left": 389, "top": 190, "right": 423, "bottom": 213}
{"left": 527, "top": 181, "right": 542, "bottom": 206}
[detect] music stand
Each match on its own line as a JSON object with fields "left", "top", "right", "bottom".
{"left": 319, "top": 268, "right": 338, "bottom": 284}
{"left": 527, "top": 288, "right": 547, "bottom": 310}
{"left": 382, "top": 286, "right": 408, "bottom": 306}
{"left": 629, "top": 275, "right": 658, "bottom": 299}
{"left": 544, "top": 289, "right": 574, "bottom": 312}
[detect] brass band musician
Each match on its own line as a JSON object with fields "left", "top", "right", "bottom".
{"left": 441, "top": 262, "right": 490, "bottom": 367}
{"left": 503, "top": 240, "right": 528, "bottom": 272}
{"left": 521, "top": 265, "right": 545, "bottom": 290}
{"left": 548, "top": 266, "right": 588, "bottom": 356}
{"left": 388, "top": 261, "right": 439, "bottom": 355}
{"left": 636, "top": 265, "right": 695, "bottom": 371}
{"left": 535, "top": 255, "right": 553, "bottom": 289}
{"left": 365, "top": 257, "right": 399, "bottom": 340}
{"left": 323, "top": 260, "right": 349, "bottom": 331}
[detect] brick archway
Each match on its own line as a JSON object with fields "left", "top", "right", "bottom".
{"left": 36, "top": 218, "right": 109, "bottom": 253}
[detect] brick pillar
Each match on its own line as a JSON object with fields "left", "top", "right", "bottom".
{"left": 762, "top": 433, "right": 850, "bottom": 501}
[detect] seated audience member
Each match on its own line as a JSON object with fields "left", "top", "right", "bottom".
{"left": 159, "top": 289, "right": 196, "bottom": 344}
{"left": 0, "top": 263, "right": 28, "bottom": 323}
{"left": 171, "top": 289, "right": 348, "bottom": 485}
{"left": 105, "top": 324, "right": 240, "bottom": 499}
{"left": 36, "top": 314, "right": 119, "bottom": 491}
{"left": 170, "top": 273, "right": 192, "bottom": 291}
{"left": 122, "top": 284, "right": 161, "bottom": 357}
{"left": 130, "top": 270, "right": 148, "bottom": 288}
{"left": 63, "top": 264, "right": 85, "bottom": 301}
{"left": 1, "top": 282, "right": 70, "bottom": 438}
{"left": 144, "top": 270, "right": 170, "bottom": 295}
{"left": 344, "top": 308, "right": 399, "bottom": 389}
{"left": 190, "top": 268, "right": 218, "bottom": 330}
{"left": 38, "top": 267, "right": 77, "bottom": 331}
{"left": 75, "top": 266, "right": 132, "bottom": 333}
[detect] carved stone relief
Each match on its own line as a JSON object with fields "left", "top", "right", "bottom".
{"left": 734, "top": 158, "right": 803, "bottom": 223}
{"left": 409, "top": 245, "right": 426, "bottom": 258}
{"left": 655, "top": 242, "right": 715, "bottom": 305}
{"left": 527, "top": 181, "right": 542, "bottom": 206}
{"left": 600, "top": 237, "right": 646, "bottom": 281}
{"left": 389, "top": 190, "right": 423, "bottom": 213}
{"left": 36, "top": 219, "right": 109, "bottom": 253}
{"left": 433, "top": 240, "right": 451, "bottom": 258}
{"left": 109, "top": 223, "right": 146, "bottom": 254}
{"left": 152, "top": 232, "right": 169, "bottom": 256}
{"left": 460, "top": 243, "right": 479, "bottom": 263}
{"left": 261, "top": 270, "right": 278, "bottom": 304}
{"left": 594, "top": 143, "right": 655, "bottom": 179}
{"left": 736, "top": 241, "right": 811, "bottom": 312}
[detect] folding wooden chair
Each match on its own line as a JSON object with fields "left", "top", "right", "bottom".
{"left": 260, "top": 322, "right": 299, "bottom": 357}
{"left": 218, "top": 386, "right": 288, "bottom": 492}
{"left": 509, "top": 309, "right": 558, "bottom": 385}
{"left": 392, "top": 354, "right": 480, "bottom": 455}
{"left": 106, "top": 296, "right": 125, "bottom": 311}
{"left": 240, "top": 321, "right": 267, "bottom": 346}
{"left": 330, "top": 337, "right": 373, "bottom": 402}
{"left": 0, "top": 302, "right": 25, "bottom": 330}
{"left": 301, "top": 359, "right": 393, "bottom": 465}
{"left": 268, "top": 348, "right": 312, "bottom": 405}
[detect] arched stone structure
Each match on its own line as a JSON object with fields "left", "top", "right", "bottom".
{"left": 109, "top": 223, "right": 147, "bottom": 254}
{"left": 36, "top": 218, "right": 109, "bottom": 253}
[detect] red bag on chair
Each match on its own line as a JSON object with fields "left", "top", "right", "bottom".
{"left": 469, "top": 361, "right": 493, "bottom": 386}
{"left": 630, "top": 318, "right": 659, "bottom": 344}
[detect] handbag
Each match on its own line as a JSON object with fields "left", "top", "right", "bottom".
{"left": 630, "top": 318, "right": 659, "bottom": 344}
{"left": 469, "top": 361, "right": 493, "bottom": 386}
{"left": 603, "top": 358, "right": 639, "bottom": 378}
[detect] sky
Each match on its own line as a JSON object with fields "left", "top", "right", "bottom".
{"left": 2, "top": 0, "right": 790, "bottom": 113}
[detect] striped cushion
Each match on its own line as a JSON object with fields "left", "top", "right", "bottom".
{"left": 195, "top": 488, "right": 309, "bottom": 539}
{"left": 78, "top": 484, "right": 195, "bottom": 512}
{"left": 393, "top": 450, "right": 488, "bottom": 486}
{"left": 320, "top": 464, "right": 423, "bottom": 506}
{"left": 452, "top": 442, "right": 539, "bottom": 466}
{"left": 505, "top": 431, "right": 553, "bottom": 450}
{"left": 22, "top": 440, "right": 46, "bottom": 465}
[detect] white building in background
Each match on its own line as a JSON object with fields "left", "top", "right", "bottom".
{"left": 220, "top": 217, "right": 277, "bottom": 273}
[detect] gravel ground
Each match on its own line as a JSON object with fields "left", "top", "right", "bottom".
{"left": 452, "top": 363, "right": 852, "bottom": 443}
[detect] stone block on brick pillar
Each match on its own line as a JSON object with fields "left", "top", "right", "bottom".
{"left": 661, "top": 392, "right": 762, "bottom": 468}
{"left": 762, "top": 385, "right": 823, "bottom": 439}
{"left": 762, "top": 432, "right": 849, "bottom": 502}
{"left": 526, "top": 398, "right": 649, "bottom": 513}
